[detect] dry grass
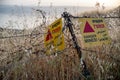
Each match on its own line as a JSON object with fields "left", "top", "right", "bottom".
{"left": 0, "top": 5, "right": 120, "bottom": 80}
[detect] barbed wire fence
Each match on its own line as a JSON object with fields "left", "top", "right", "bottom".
{"left": 0, "top": 11, "right": 120, "bottom": 61}
{"left": 0, "top": 8, "right": 120, "bottom": 79}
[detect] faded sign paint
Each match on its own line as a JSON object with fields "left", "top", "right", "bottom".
{"left": 44, "top": 18, "right": 65, "bottom": 55}
{"left": 79, "top": 18, "right": 111, "bottom": 47}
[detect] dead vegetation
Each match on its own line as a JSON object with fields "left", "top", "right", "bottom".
{"left": 0, "top": 5, "right": 120, "bottom": 80}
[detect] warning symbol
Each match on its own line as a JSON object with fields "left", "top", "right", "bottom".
{"left": 79, "top": 18, "right": 111, "bottom": 47}
{"left": 84, "top": 21, "right": 94, "bottom": 33}
{"left": 44, "top": 18, "right": 65, "bottom": 55}
{"left": 45, "top": 29, "right": 53, "bottom": 41}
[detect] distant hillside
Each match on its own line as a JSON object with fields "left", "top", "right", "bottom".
{"left": 0, "top": 28, "right": 24, "bottom": 37}
{"left": 81, "top": 6, "right": 120, "bottom": 17}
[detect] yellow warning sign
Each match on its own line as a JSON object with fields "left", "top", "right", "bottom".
{"left": 79, "top": 18, "right": 111, "bottom": 47}
{"left": 44, "top": 18, "right": 65, "bottom": 55}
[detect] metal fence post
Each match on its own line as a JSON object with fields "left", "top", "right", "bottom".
{"left": 62, "top": 12, "right": 90, "bottom": 78}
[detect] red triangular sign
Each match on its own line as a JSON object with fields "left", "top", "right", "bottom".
{"left": 84, "top": 21, "right": 95, "bottom": 33}
{"left": 45, "top": 29, "right": 53, "bottom": 41}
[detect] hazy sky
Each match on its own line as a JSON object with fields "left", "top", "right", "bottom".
{"left": 0, "top": 0, "right": 120, "bottom": 7}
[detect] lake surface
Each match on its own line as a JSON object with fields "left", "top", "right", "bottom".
{"left": 0, "top": 5, "right": 95, "bottom": 29}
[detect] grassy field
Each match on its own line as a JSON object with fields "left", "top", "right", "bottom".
{"left": 0, "top": 6, "right": 120, "bottom": 80}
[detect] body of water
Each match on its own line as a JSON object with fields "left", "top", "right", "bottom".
{"left": 0, "top": 5, "right": 95, "bottom": 29}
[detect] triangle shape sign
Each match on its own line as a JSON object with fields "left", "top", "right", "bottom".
{"left": 84, "top": 21, "right": 95, "bottom": 33}
{"left": 45, "top": 29, "right": 53, "bottom": 41}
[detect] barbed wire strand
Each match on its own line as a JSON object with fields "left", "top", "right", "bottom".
{"left": 1, "top": 36, "right": 120, "bottom": 62}
{"left": 72, "top": 16, "right": 120, "bottom": 18}
{"left": 0, "top": 32, "right": 45, "bottom": 39}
